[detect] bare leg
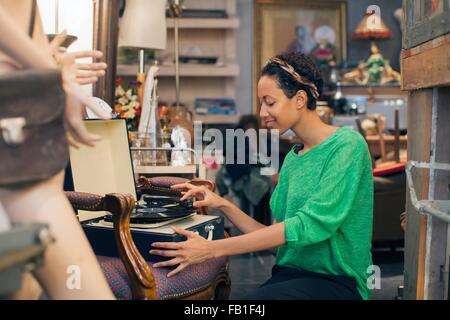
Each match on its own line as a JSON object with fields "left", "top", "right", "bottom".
{"left": 0, "top": 172, "right": 114, "bottom": 300}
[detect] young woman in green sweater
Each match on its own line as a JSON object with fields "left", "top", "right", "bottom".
{"left": 151, "top": 51, "right": 374, "bottom": 300}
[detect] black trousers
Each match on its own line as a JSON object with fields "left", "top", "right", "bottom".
{"left": 242, "top": 265, "right": 362, "bottom": 300}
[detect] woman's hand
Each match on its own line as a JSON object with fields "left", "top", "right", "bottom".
{"left": 63, "top": 50, "right": 107, "bottom": 85}
{"left": 59, "top": 53, "right": 111, "bottom": 147}
{"left": 49, "top": 31, "right": 111, "bottom": 147}
{"left": 170, "top": 182, "right": 227, "bottom": 209}
{"left": 49, "top": 31, "right": 107, "bottom": 85}
{"left": 74, "top": 54, "right": 107, "bottom": 85}
{"left": 150, "top": 227, "right": 215, "bottom": 277}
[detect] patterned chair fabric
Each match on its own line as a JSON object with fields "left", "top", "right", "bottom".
{"left": 66, "top": 192, "right": 105, "bottom": 211}
{"left": 71, "top": 176, "right": 227, "bottom": 299}
{"left": 146, "top": 176, "right": 189, "bottom": 188}
{"left": 98, "top": 255, "right": 228, "bottom": 300}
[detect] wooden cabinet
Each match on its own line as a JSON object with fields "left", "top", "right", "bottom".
{"left": 401, "top": 1, "right": 450, "bottom": 300}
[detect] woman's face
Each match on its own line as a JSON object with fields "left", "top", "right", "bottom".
{"left": 258, "top": 76, "right": 306, "bottom": 135}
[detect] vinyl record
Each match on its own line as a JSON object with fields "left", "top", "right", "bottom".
{"left": 103, "top": 207, "right": 196, "bottom": 224}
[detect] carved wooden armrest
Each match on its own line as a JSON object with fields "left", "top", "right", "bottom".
{"left": 66, "top": 192, "right": 156, "bottom": 300}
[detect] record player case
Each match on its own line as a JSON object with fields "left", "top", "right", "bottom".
{"left": 69, "top": 120, "right": 225, "bottom": 262}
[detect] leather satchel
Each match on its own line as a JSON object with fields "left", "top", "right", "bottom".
{"left": 0, "top": 69, "right": 69, "bottom": 187}
{"left": 0, "top": 0, "right": 69, "bottom": 188}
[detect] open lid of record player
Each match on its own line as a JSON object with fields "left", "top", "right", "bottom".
{"left": 70, "top": 119, "right": 197, "bottom": 224}
{"left": 69, "top": 119, "right": 139, "bottom": 220}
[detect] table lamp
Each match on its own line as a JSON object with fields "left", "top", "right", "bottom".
{"left": 119, "top": 0, "right": 168, "bottom": 165}
{"left": 119, "top": 0, "right": 167, "bottom": 105}
{"left": 167, "top": 0, "right": 194, "bottom": 147}
{"left": 352, "top": 10, "right": 392, "bottom": 54}
{"left": 352, "top": 11, "right": 393, "bottom": 85}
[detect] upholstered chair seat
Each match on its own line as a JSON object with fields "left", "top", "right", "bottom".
{"left": 66, "top": 176, "right": 230, "bottom": 300}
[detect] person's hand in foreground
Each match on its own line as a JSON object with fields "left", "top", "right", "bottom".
{"left": 50, "top": 31, "right": 111, "bottom": 148}
{"left": 150, "top": 227, "right": 215, "bottom": 277}
{"left": 49, "top": 31, "right": 107, "bottom": 85}
{"left": 171, "top": 182, "right": 227, "bottom": 209}
{"left": 150, "top": 182, "right": 226, "bottom": 277}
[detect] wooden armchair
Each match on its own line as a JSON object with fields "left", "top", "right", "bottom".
{"left": 66, "top": 177, "right": 230, "bottom": 300}
{"left": 356, "top": 109, "right": 407, "bottom": 169}
{"left": 356, "top": 111, "right": 407, "bottom": 247}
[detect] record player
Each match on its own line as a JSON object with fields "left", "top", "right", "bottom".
{"left": 69, "top": 119, "right": 224, "bottom": 262}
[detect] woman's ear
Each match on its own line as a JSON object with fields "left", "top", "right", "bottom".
{"left": 295, "top": 90, "right": 308, "bottom": 110}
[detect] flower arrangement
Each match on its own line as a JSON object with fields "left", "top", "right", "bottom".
{"left": 114, "top": 78, "right": 141, "bottom": 132}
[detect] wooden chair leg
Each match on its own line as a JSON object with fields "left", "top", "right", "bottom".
{"left": 377, "top": 115, "right": 387, "bottom": 163}
{"left": 394, "top": 108, "right": 401, "bottom": 163}
{"left": 356, "top": 118, "right": 376, "bottom": 169}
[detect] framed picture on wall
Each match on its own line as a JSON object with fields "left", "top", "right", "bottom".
{"left": 253, "top": 0, "right": 347, "bottom": 113}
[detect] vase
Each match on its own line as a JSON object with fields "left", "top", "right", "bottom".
{"left": 129, "top": 131, "right": 167, "bottom": 167}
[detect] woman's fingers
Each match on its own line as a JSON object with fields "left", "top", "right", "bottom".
{"left": 149, "top": 249, "right": 181, "bottom": 258}
{"left": 152, "top": 258, "right": 183, "bottom": 269}
{"left": 71, "top": 50, "right": 103, "bottom": 60}
{"left": 76, "top": 70, "right": 104, "bottom": 78}
{"left": 175, "top": 183, "right": 208, "bottom": 201}
{"left": 76, "top": 77, "right": 99, "bottom": 86}
{"left": 75, "top": 71, "right": 99, "bottom": 85}
{"left": 75, "top": 70, "right": 104, "bottom": 85}
{"left": 67, "top": 122, "right": 100, "bottom": 148}
{"left": 193, "top": 200, "right": 209, "bottom": 208}
{"left": 81, "top": 95, "right": 112, "bottom": 120}
{"left": 180, "top": 189, "right": 196, "bottom": 201}
{"left": 167, "top": 263, "right": 188, "bottom": 278}
{"left": 151, "top": 241, "right": 182, "bottom": 250}
{"left": 49, "top": 30, "right": 67, "bottom": 51}
{"left": 77, "top": 62, "right": 107, "bottom": 71}
{"left": 64, "top": 80, "right": 111, "bottom": 119}
{"left": 66, "top": 133, "right": 80, "bottom": 149}
{"left": 59, "top": 51, "right": 106, "bottom": 147}
{"left": 172, "top": 227, "right": 199, "bottom": 238}
{"left": 170, "top": 182, "right": 194, "bottom": 190}
{"left": 67, "top": 51, "right": 107, "bottom": 85}
{"left": 65, "top": 108, "right": 101, "bottom": 148}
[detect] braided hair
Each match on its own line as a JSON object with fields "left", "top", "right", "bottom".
{"left": 261, "top": 51, "right": 323, "bottom": 110}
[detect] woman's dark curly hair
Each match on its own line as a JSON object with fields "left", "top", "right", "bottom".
{"left": 261, "top": 51, "right": 323, "bottom": 110}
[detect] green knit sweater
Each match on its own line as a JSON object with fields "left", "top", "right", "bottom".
{"left": 270, "top": 127, "right": 374, "bottom": 300}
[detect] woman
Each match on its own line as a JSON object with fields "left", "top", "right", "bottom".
{"left": 151, "top": 51, "right": 374, "bottom": 300}
{"left": 0, "top": 0, "right": 114, "bottom": 299}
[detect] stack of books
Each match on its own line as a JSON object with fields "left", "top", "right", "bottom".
{"left": 194, "top": 98, "right": 237, "bottom": 116}
{"left": 166, "top": 9, "right": 228, "bottom": 18}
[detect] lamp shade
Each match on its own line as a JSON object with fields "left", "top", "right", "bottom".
{"left": 352, "top": 12, "right": 392, "bottom": 40}
{"left": 119, "top": 0, "right": 167, "bottom": 50}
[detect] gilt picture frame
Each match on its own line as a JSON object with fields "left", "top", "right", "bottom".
{"left": 253, "top": 0, "right": 347, "bottom": 114}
